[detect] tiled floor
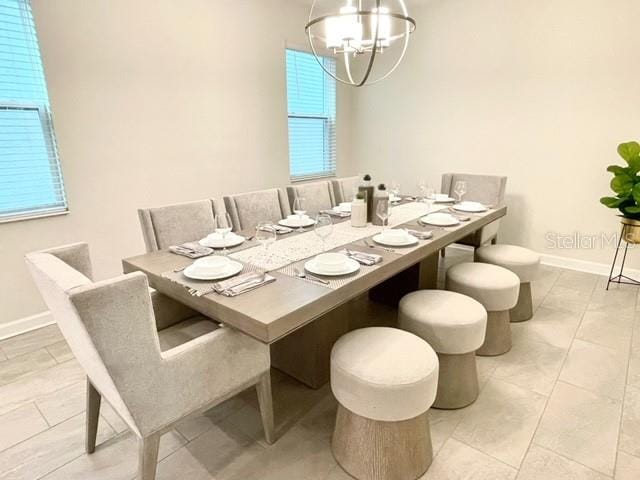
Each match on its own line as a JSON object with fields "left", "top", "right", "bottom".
{"left": 1, "top": 248, "right": 639, "bottom": 479}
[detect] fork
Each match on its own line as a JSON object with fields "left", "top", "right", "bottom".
{"left": 293, "top": 267, "right": 330, "bottom": 285}
{"left": 188, "top": 286, "right": 216, "bottom": 297}
{"left": 364, "top": 239, "right": 395, "bottom": 253}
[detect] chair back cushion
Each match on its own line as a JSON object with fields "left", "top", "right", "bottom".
{"left": 286, "top": 181, "right": 336, "bottom": 215}
{"left": 441, "top": 173, "right": 507, "bottom": 206}
{"left": 224, "top": 188, "right": 291, "bottom": 232}
{"left": 331, "top": 176, "right": 360, "bottom": 204}
{"left": 138, "top": 199, "right": 218, "bottom": 251}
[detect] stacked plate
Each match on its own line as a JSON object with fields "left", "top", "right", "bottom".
{"left": 199, "top": 232, "right": 245, "bottom": 249}
{"left": 304, "top": 253, "right": 360, "bottom": 276}
{"left": 420, "top": 212, "right": 460, "bottom": 227}
{"left": 279, "top": 214, "right": 316, "bottom": 228}
{"left": 373, "top": 229, "right": 419, "bottom": 247}
{"left": 452, "top": 201, "right": 488, "bottom": 213}
{"left": 389, "top": 194, "right": 402, "bottom": 203}
{"left": 183, "top": 256, "right": 243, "bottom": 280}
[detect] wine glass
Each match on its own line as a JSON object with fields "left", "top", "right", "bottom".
{"left": 314, "top": 213, "right": 333, "bottom": 252}
{"left": 454, "top": 181, "right": 467, "bottom": 202}
{"left": 417, "top": 178, "right": 427, "bottom": 202}
{"left": 293, "top": 196, "right": 307, "bottom": 232}
{"left": 376, "top": 198, "right": 390, "bottom": 230}
{"left": 214, "top": 212, "right": 233, "bottom": 255}
{"left": 390, "top": 181, "right": 401, "bottom": 200}
{"left": 256, "top": 221, "right": 277, "bottom": 264}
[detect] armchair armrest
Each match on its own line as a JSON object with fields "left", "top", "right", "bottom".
{"left": 150, "top": 291, "right": 201, "bottom": 331}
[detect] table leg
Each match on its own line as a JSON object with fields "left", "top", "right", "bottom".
{"left": 419, "top": 252, "right": 439, "bottom": 290}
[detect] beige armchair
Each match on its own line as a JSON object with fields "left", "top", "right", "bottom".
{"left": 441, "top": 173, "right": 507, "bottom": 248}
{"left": 138, "top": 199, "right": 221, "bottom": 252}
{"left": 286, "top": 180, "right": 336, "bottom": 216}
{"left": 224, "top": 188, "right": 291, "bottom": 232}
{"left": 25, "top": 243, "right": 274, "bottom": 480}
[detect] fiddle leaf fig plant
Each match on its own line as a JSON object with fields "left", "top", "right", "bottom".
{"left": 601, "top": 141, "right": 640, "bottom": 219}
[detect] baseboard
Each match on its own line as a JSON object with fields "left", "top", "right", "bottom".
{"left": 0, "top": 311, "right": 54, "bottom": 341}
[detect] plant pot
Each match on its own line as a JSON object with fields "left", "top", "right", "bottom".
{"left": 621, "top": 217, "right": 640, "bottom": 244}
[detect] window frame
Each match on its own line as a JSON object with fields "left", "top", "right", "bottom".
{"left": 285, "top": 47, "right": 337, "bottom": 183}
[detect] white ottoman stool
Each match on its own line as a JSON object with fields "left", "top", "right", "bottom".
{"left": 446, "top": 263, "right": 520, "bottom": 356}
{"left": 331, "top": 327, "right": 439, "bottom": 480}
{"left": 475, "top": 244, "right": 541, "bottom": 322}
{"left": 399, "top": 290, "right": 487, "bottom": 409}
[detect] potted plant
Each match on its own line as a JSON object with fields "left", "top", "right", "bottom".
{"left": 601, "top": 141, "right": 640, "bottom": 243}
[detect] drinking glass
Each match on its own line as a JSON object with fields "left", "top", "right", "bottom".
{"left": 314, "top": 213, "right": 333, "bottom": 252}
{"left": 214, "top": 212, "right": 233, "bottom": 255}
{"left": 293, "top": 197, "right": 307, "bottom": 232}
{"left": 376, "top": 198, "right": 390, "bottom": 230}
{"left": 390, "top": 181, "right": 401, "bottom": 199}
{"left": 424, "top": 186, "right": 435, "bottom": 212}
{"left": 454, "top": 181, "right": 467, "bottom": 202}
{"left": 256, "top": 222, "right": 277, "bottom": 264}
{"left": 417, "top": 178, "right": 427, "bottom": 202}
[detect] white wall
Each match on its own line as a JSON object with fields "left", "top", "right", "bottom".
{"left": 0, "top": 0, "right": 353, "bottom": 326}
{"left": 351, "top": 0, "right": 640, "bottom": 267}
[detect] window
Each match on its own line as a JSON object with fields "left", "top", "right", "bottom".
{"left": 0, "top": 0, "right": 66, "bottom": 222}
{"left": 286, "top": 49, "right": 336, "bottom": 181}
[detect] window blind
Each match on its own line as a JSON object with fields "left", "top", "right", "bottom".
{"left": 0, "top": 0, "right": 66, "bottom": 222}
{"left": 286, "top": 49, "right": 337, "bottom": 181}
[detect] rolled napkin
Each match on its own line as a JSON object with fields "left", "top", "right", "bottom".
{"left": 260, "top": 224, "right": 293, "bottom": 235}
{"left": 339, "top": 249, "right": 382, "bottom": 266}
{"left": 169, "top": 242, "right": 213, "bottom": 259}
{"left": 322, "top": 209, "right": 350, "bottom": 218}
{"left": 447, "top": 209, "right": 471, "bottom": 222}
{"left": 213, "top": 271, "right": 276, "bottom": 297}
{"left": 404, "top": 229, "right": 433, "bottom": 240}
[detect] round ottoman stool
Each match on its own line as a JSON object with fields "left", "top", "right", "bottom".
{"left": 475, "top": 244, "right": 541, "bottom": 322}
{"left": 399, "top": 290, "right": 487, "bottom": 409}
{"left": 331, "top": 327, "right": 439, "bottom": 480}
{"left": 445, "top": 262, "right": 520, "bottom": 356}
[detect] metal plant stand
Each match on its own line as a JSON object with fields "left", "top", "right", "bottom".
{"left": 607, "top": 222, "right": 640, "bottom": 290}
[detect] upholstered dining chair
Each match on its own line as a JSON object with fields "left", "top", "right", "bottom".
{"left": 286, "top": 180, "right": 337, "bottom": 215}
{"left": 25, "top": 243, "right": 274, "bottom": 480}
{"left": 224, "top": 188, "right": 291, "bottom": 232}
{"left": 331, "top": 176, "right": 360, "bottom": 204}
{"left": 441, "top": 173, "right": 507, "bottom": 249}
{"left": 138, "top": 199, "right": 220, "bottom": 252}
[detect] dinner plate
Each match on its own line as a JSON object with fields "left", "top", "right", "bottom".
{"left": 372, "top": 233, "right": 419, "bottom": 247}
{"left": 420, "top": 214, "right": 460, "bottom": 227}
{"left": 183, "top": 260, "right": 243, "bottom": 281}
{"left": 278, "top": 218, "right": 316, "bottom": 228}
{"left": 452, "top": 202, "right": 488, "bottom": 213}
{"left": 429, "top": 195, "right": 456, "bottom": 203}
{"left": 199, "top": 234, "right": 245, "bottom": 249}
{"left": 304, "top": 258, "right": 360, "bottom": 277}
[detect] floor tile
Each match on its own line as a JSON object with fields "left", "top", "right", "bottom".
{"left": 492, "top": 335, "right": 567, "bottom": 396}
{"left": 41, "top": 430, "right": 186, "bottom": 480}
{"left": 421, "top": 438, "right": 517, "bottom": 480}
{"left": 559, "top": 339, "right": 627, "bottom": 400}
{"left": 576, "top": 310, "right": 633, "bottom": 351}
{"left": 45, "top": 341, "right": 74, "bottom": 364}
{"left": 0, "top": 325, "right": 63, "bottom": 359}
{"left": 0, "top": 360, "right": 85, "bottom": 416}
{"left": 511, "top": 306, "right": 582, "bottom": 349}
{"left": 541, "top": 286, "right": 589, "bottom": 314}
{"left": 615, "top": 451, "right": 640, "bottom": 480}
{"left": 452, "top": 378, "right": 547, "bottom": 468}
{"left": 429, "top": 408, "right": 467, "bottom": 455}
{"left": 476, "top": 355, "right": 499, "bottom": 389}
{"left": 554, "top": 270, "right": 599, "bottom": 295}
{"left": 619, "top": 385, "right": 640, "bottom": 457}
{"left": 533, "top": 381, "right": 621, "bottom": 476}
{"left": 156, "top": 446, "right": 215, "bottom": 480}
{"left": 517, "top": 444, "right": 610, "bottom": 480}
{"left": 174, "top": 396, "right": 248, "bottom": 442}
{"left": 0, "top": 403, "right": 48, "bottom": 452}
{"left": 0, "top": 412, "right": 114, "bottom": 480}
{"left": 0, "top": 349, "right": 57, "bottom": 386}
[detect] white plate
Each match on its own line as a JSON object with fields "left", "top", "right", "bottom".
{"left": 429, "top": 195, "right": 456, "bottom": 203}
{"left": 389, "top": 195, "right": 402, "bottom": 203}
{"left": 304, "top": 258, "right": 360, "bottom": 277}
{"left": 420, "top": 214, "right": 460, "bottom": 227}
{"left": 183, "top": 260, "right": 243, "bottom": 281}
{"left": 279, "top": 218, "right": 316, "bottom": 228}
{"left": 373, "top": 233, "right": 419, "bottom": 247}
{"left": 199, "top": 234, "right": 245, "bottom": 249}
{"left": 452, "top": 203, "right": 488, "bottom": 213}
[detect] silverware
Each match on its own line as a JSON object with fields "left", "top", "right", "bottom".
{"left": 364, "top": 239, "right": 395, "bottom": 253}
{"left": 174, "top": 265, "right": 188, "bottom": 273}
{"left": 227, "top": 271, "right": 267, "bottom": 295}
{"left": 404, "top": 228, "right": 433, "bottom": 240}
{"left": 189, "top": 286, "right": 216, "bottom": 297}
{"left": 293, "top": 267, "right": 330, "bottom": 285}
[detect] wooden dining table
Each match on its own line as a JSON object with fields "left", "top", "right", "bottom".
{"left": 123, "top": 201, "right": 507, "bottom": 389}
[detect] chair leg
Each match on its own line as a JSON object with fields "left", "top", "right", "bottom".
{"left": 256, "top": 372, "right": 275, "bottom": 444}
{"left": 491, "top": 236, "right": 498, "bottom": 245}
{"left": 138, "top": 434, "right": 161, "bottom": 480}
{"left": 86, "top": 378, "right": 101, "bottom": 454}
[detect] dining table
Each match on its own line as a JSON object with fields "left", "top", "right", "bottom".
{"left": 123, "top": 199, "right": 507, "bottom": 389}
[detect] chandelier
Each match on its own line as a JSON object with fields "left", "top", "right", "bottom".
{"left": 305, "top": 0, "right": 416, "bottom": 87}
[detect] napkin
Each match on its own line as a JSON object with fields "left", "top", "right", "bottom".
{"left": 169, "top": 242, "right": 213, "bottom": 259}
{"left": 212, "top": 271, "right": 276, "bottom": 297}
{"left": 339, "top": 249, "right": 382, "bottom": 266}
{"left": 260, "top": 224, "right": 293, "bottom": 235}
{"left": 322, "top": 209, "right": 350, "bottom": 218}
